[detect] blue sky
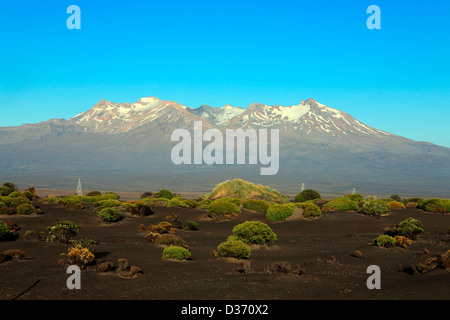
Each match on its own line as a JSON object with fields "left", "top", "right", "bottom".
{"left": 0, "top": 0, "right": 449, "bottom": 147}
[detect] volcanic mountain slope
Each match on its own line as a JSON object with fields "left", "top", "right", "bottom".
{"left": 0, "top": 96, "right": 449, "bottom": 196}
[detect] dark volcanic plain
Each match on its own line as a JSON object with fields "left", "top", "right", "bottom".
{"left": 0, "top": 199, "right": 449, "bottom": 300}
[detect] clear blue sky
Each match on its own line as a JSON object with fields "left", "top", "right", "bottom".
{"left": 1, "top": 0, "right": 449, "bottom": 147}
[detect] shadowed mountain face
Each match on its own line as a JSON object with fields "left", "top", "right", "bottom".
{"left": 0, "top": 96, "right": 449, "bottom": 197}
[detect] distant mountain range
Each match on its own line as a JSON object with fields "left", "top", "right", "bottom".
{"left": 0, "top": 96, "right": 449, "bottom": 197}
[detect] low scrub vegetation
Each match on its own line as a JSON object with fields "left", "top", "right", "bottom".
{"left": 215, "top": 240, "right": 251, "bottom": 259}
{"left": 98, "top": 208, "right": 122, "bottom": 223}
{"left": 229, "top": 221, "right": 277, "bottom": 245}
{"left": 361, "top": 200, "right": 390, "bottom": 217}
{"left": 207, "top": 200, "right": 240, "bottom": 221}
{"left": 242, "top": 199, "right": 270, "bottom": 214}
{"left": 296, "top": 202, "right": 321, "bottom": 219}
{"left": 294, "top": 189, "right": 321, "bottom": 202}
{"left": 162, "top": 246, "right": 191, "bottom": 260}
{"left": 322, "top": 197, "right": 358, "bottom": 212}
{"left": 265, "top": 203, "right": 294, "bottom": 222}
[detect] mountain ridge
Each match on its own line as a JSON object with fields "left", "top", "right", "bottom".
{"left": 0, "top": 96, "right": 449, "bottom": 196}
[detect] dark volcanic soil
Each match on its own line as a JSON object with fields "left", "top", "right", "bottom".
{"left": 0, "top": 201, "right": 449, "bottom": 300}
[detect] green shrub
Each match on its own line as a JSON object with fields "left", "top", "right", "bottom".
{"left": 81, "top": 195, "right": 103, "bottom": 202}
{"left": 216, "top": 240, "right": 251, "bottom": 259}
{"left": 207, "top": 200, "right": 240, "bottom": 220}
{"left": 86, "top": 191, "right": 102, "bottom": 197}
{"left": 94, "top": 199, "right": 122, "bottom": 208}
{"left": 8, "top": 191, "right": 22, "bottom": 198}
{"left": 155, "top": 189, "right": 174, "bottom": 200}
{"left": 130, "top": 202, "right": 154, "bottom": 216}
{"left": 344, "top": 194, "right": 365, "bottom": 202}
{"left": 16, "top": 203, "right": 37, "bottom": 215}
{"left": 266, "top": 203, "right": 294, "bottom": 222}
{"left": 242, "top": 199, "right": 270, "bottom": 214}
{"left": 230, "top": 221, "right": 277, "bottom": 245}
{"left": 103, "top": 192, "right": 120, "bottom": 200}
{"left": 98, "top": 208, "right": 122, "bottom": 223}
{"left": 198, "top": 199, "right": 212, "bottom": 210}
{"left": 296, "top": 202, "right": 321, "bottom": 219}
{"left": 139, "top": 198, "right": 170, "bottom": 207}
{"left": 0, "top": 186, "right": 16, "bottom": 196}
{"left": 322, "top": 197, "right": 358, "bottom": 211}
{"left": 59, "top": 195, "right": 82, "bottom": 206}
{"left": 154, "top": 234, "right": 189, "bottom": 249}
{"left": 184, "top": 220, "right": 199, "bottom": 230}
{"left": 403, "top": 197, "right": 424, "bottom": 204}
{"left": 183, "top": 199, "right": 199, "bottom": 208}
{"left": 0, "top": 220, "right": 12, "bottom": 241}
{"left": 214, "top": 197, "right": 242, "bottom": 206}
{"left": 361, "top": 200, "right": 390, "bottom": 217}
{"left": 374, "top": 234, "right": 396, "bottom": 247}
{"left": 168, "top": 197, "right": 189, "bottom": 208}
{"left": 9, "top": 196, "right": 32, "bottom": 207}
{"left": 294, "top": 189, "right": 321, "bottom": 202}
{"left": 45, "top": 221, "right": 81, "bottom": 244}
{"left": 396, "top": 218, "right": 424, "bottom": 239}
{"left": 162, "top": 246, "right": 191, "bottom": 260}
{"left": 418, "top": 198, "right": 450, "bottom": 213}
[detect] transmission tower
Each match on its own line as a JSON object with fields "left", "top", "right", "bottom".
{"left": 352, "top": 187, "right": 356, "bottom": 194}
{"left": 301, "top": 183, "right": 305, "bottom": 192}
{"left": 76, "top": 178, "right": 83, "bottom": 196}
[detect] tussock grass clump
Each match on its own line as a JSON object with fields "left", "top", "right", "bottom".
{"left": 204, "top": 179, "right": 288, "bottom": 203}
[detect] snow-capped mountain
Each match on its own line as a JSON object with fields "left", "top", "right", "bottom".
{"left": 0, "top": 95, "right": 449, "bottom": 196}
{"left": 63, "top": 96, "right": 392, "bottom": 139}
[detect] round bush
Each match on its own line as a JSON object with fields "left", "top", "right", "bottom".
{"left": 98, "top": 208, "right": 122, "bottom": 223}
{"left": 103, "top": 192, "right": 120, "bottom": 200}
{"left": 374, "top": 234, "right": 396, "bottom": 247}
{"left": 9, "top": 196, "right": 32, "bottom": 208}
{"left": 45, "top": 221, "right": 81, "bottom": 244}
{"left": 17, "top": 203, "right": 37, "bottom": 215}
{"left": 266, "top": 203, "right": 294, "bottom": 222}
{"left": 294, "top": 189, "right": 321, "bottom": 202}
{"left": 131, "top": 202, "right": 154, "bottom": 216}
{"left": 361, "top": 200, "right": 390, "bottom": 217}
{"left": 155, "top": 189, "right": 174, "bottom": 200}
{"left": 184, "top": 220, "right": 199, "bottom": 230}
{"left": 86, "top": 191, "right": 102, "bottom": 197}
{"left": 59, "top": 195, "right": 82, "bottom": 206}
{"left": 0, "top": 220, "right": 12, "bottom": 241}
{"left": 388, "top": 201, "right": 406, "bottom": 210}
{"left": 94, "top": 199, "right": 122, "bottom": 208}
{"left": 216, "top": 240, "right": 251, "bottom": 259}
{"left": 344, "top": 194, "right": 365, "bottom": 202}
{"left": 162, "top": 246, "right": 191, "bottom": 260}
{"left": 207, "top": 200, "right": 240, "bottom": 220}
{"left": 231, "top": 221, "right": 277, "bottom": 245}
{"left": 418, "top": 198, "right": 450, "bottom": 213}
{"left": 322, "top": 197, "right": 358, "bottom": 211}
{"left": 242, "top": 199, "right": 270, "bottom": 214}
{"left": 296, "top": 202, "right": 321, "bottom": 219}
{"left": 169, "top": 197, "right": 189, "bottom": 208}
{"left": 396, "top": 217, "right": 424, "bottom": 239}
